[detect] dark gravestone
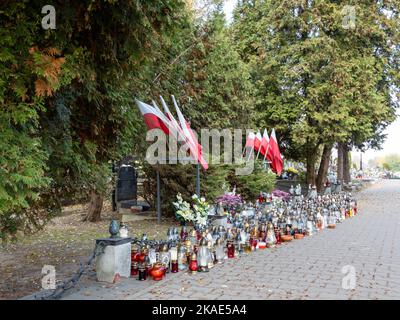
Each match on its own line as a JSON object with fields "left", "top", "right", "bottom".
{"left": 116, "top": 166, "right": 137, "bottom": 204}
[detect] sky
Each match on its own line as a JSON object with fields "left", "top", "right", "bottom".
{"left": 223, "top": 0, "right": 236, "bottom": 22}
{"left": 223, "top": 0, "right": 400, "bottom": 163}
{"left": 362, "top": 115, "right": 400, "bottom": 162}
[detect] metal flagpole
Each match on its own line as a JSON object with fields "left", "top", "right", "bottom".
{"left": 196, "top": 163, "right": 200, "bottom": 197}
{"left": 156, "top": 170, "right": 161, "bottom": 224}
{"left": 263, "top": 144, "right": 270, "bottom": 170}
{"left": 263, "top": 144, "right": 270, "bottom": 162}
{"left": 246, "top": 145, "right": 255, "bottom": 162}
{"left": 255, "top": 145, "right": 261, "bottom": 160}
{"left": 242, "top": 145, "right": 247, "bottom": 157}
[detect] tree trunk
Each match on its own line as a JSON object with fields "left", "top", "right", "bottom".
{"left": 342, "top": 144, "right": 351, "bottom": 183}
{"left": 83, "top": 190, "right": 104, "bottom": 222}
{"left": 316, "top": 144, "right": 332, "bottom": 193}
{"left": 306, "top": 149, "right": 318, "bottom": 186}
{"left": 337, "top": 142, "right": 344, "bottom": 183}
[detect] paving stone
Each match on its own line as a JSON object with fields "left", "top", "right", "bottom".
{"left": 62, "top": 180, "right": 400, "bottom": 300}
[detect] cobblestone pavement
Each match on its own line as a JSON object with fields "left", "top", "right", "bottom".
{"left": 63, "top": 180, "right": 400, "bottom": 300}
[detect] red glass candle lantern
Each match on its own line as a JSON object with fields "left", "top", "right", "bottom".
{"left": 227, "top": 240, "right": 235, "bottom": 258}
{"left": 131, "top": 247, "right": 140, "bottom": 263}
{"left": 131, "top": 261, "right": 139, "bottom": 276}
{"left": 189, "top": 252, "right": 198, "bottom": 274}
{"left": 171, "top": 260, "right": 179, "bottom": 273}
{"left": 150, "top": 263, "right": 165, "bottom": 281}
{"left": 139, "top": 246, "right": 148, "bottom": 263}
{"left": 275, "top": 229, "right": 281, "bottom": 245}
{"left": 251, "top": 238, "right": 258, "bottom": 251}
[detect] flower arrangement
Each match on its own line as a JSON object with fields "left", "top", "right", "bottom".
{"left": 272, "top": 189, "right": 291, "bottom": 201}
{"left": 191, "top": 194, "right": 210, "bottom": 226}
{"left": 173, "top": 193, "right": 210, "bottom": 226}
{"left": 173, "top": 193, "right": 194, "bottom": 223}
{"left": 215, "top": 194, "right": 243, "bottom": 214}
{"left": 287, "top": 167, "right": 299, "bottom": 175}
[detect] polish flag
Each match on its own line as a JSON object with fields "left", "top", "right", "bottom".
{"left": 254, "top": 131, "right": 262, "bottom": 153}
{"left": 135, "top": 100, "right": 170, "bottom": 135}
{"left": 171, "top": 96, "right": 208, "bottom": 170}
{"left": 158, "top": 96, "right": 186, "bottom": 142}
{"left": 245, "top": 131, "right": 255, "bottom": 148}
{"left": 260, "top": 129, "right": 270, "bottom": 157}
{"left": 269, "top": 129, "right": 283, "bottom": 175}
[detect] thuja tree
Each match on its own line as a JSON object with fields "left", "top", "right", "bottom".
{"left": 0, "top": 0, "right": 188, "bottom": 239}
{"left": 335, "top": 1, "right": 400, "bottom": 183}
{"left": 0, "top": 3, "right": 54, "bottom": 239}
{"left": 232, "top": 0, "right": 399, "bottom": 190}
{"left": 140, "top": 3, "right": 256, "bottom": 208}
{"left": 176, "top": 5, "right": 255, "bottom": 131}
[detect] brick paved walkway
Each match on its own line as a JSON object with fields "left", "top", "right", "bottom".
{"left": 63, "top": 179, "right": 400, "bottom": 300}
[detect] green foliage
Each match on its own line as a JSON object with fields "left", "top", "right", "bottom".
{"left": 372, "top": 154, "right": 400, "bottom": 172}
{"left": 230, "top": 161, "right": 276, "bottom": 201}
{"left": 142, "top": 158, "right": 276, "bottom": 217}
{"left": 142, "top": 159, "right": 231, "bottom": 217}
{"left": 139, "top": 6, "right": 257, "bottom": 217}
{"left": 0, "top": 0, "right": 189, "bottom": 239}
{"left": 2, "top": 0, "right": 399, "bottom": 239}
{"left": 0, "top": 2, "right": 52, "bottom": 240}
{"left": 231, "top": 0, "right": 400, "bottom": 178}
{"left": 167, "top": 8, "right": 254, "bottom": 131}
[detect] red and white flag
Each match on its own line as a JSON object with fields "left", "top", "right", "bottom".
{"left": 269, "top": 129, "right": 283, "bottom": 175}
{"left": 245, "top": 131, "right": 255, "bottom": 148}
{"left": 135, "top": 99, "right": 170, "bottom": 135}
{"left": 254, "top": 131, "right": 262, "bottom": 154}
{"left": 260, "top": 129, "right": 270, "bottom": 157}
{"left": 158, "top": 96, "right": 185, "bottom": 141}
{"left": 171, "top": 95, "right": 208, "bottom": 170}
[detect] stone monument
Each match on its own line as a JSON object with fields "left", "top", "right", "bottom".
{"left": 95, "top": 220, "right": 132, "bottom": 283}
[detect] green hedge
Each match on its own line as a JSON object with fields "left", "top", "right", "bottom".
{"left": 142, "top": 159, "right": 276, "bottom": 216}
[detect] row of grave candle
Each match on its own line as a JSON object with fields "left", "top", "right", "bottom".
{"left": 129, "top": 192, "right": 358, "bottom": 281}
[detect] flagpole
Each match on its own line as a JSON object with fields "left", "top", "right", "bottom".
{"left": 255, "top": 146, "right": 261, "bottom": 160}
{"left": 242, "top": 145, "right": 247, "bottom": 157}
{"left": 263, "top": 144, "right": 269, "bottom": 162}
{"left": 196, "top": 163, "right": 200, "bottom": 197}
{"left": 157, "top": 170, "right": 161, "bottom": 224}
{"left": 152, "top": 100, "right": 171, "bottom": 162}
{"left": 246, "top": 145, "right": 255, "bottom": 162}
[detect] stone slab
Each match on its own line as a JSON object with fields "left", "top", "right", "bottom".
{"left": 96, "top": 242, "right": 131, "bottom": 283}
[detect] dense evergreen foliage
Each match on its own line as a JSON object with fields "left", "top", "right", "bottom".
{"left": 1, "top": 0, "right": 399, "bottom": 239}
{"left": 232, "top": 0, "right": 399, "bottom": 189}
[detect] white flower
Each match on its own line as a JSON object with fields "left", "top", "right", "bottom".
{"left": 196, "top": 214, "right": 207, "bottom": 226}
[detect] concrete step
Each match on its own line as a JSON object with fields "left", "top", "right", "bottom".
{"left": 119, "top": 211, "right": 157, "bottom": 223}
